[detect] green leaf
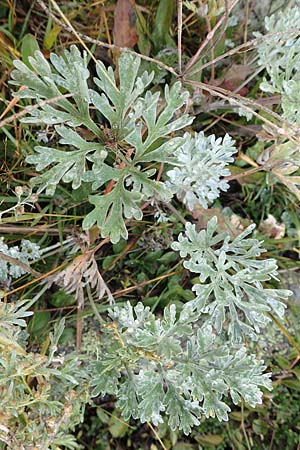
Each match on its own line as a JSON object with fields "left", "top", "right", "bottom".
{"left": 117, "top": 378, "right": 140, "bottom": 421}
{"left": 152, "top": 0, "right": 176, "bottom": 52}
{"left": 10, "top": 45, "right": 101, "bottom": 136}
{"left": 21, "top": 34, "right": 40, "bottom": 69}
{"left": 83, "top": 163, "right": 173, "bottom": 243}
{"left": 91, "top": 52, "right": 153, "bottom": 133}
{"left": 128, "top": 84, "right": 193, "bottom": 160}
{"left": 164, "top": 385, "right": 201, "bottom": 435}
{"left": 28, "top": 311, "right": 51, "bottom": 337}
{"left": 91, "top": 356, "right": 122, "bottom": 397}
{"left": 108, "top": 413, "right": 129, "bottom": 438}
{"left": 282, "top": 379, "right": 300, "bottom": 391}
{"left": 137, "top": 371, "right": 165, "bottom": 425}
{"left": 173, "top": 444, "right": 196, "bottom": 450}
{"left": 252, "top": 418, "right": 269, "bottom": 436}
{"left": 196, "top": 434, "right": 224, "bottom": 446}
{"left": 83, "top": 181, "right": 142, "bottom": 243}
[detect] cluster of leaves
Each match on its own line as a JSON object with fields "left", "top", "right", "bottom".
{"left": 0, "top": 300, "right": 89, "bottom": 450}
{"left": 171, "top": 217, "right": 291, "bottom": 341}
{"left": 256, "top": 6, "right": 300, "bottom": 123}
{"left": 10, "top": 47, "right": 193, "bottom": 243}
{"left": 91, "top": 302, "right": 272, "bottom": 435}
{"left": 166, "top": 132, "right": 237, "bottom": 209}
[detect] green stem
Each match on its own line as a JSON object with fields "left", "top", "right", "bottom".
{"left": 270, "top": 313, "right": 300, "bottom": 356}
{"left": 86, "top": 283, "right": 104, "bottom": 325}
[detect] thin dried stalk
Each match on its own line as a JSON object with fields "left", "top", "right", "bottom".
{"left": 177, "top": 0, "right": 183, "bottom": 75}
{"left": 186, "top": 78, "right": 300, "bottom": 143}
{"left": 36, "top": 0, "right": 177, "bottom": 77}
{"left": 183, "top": 0, "right": 240, "bottom": 75}
{"left": 0, "top": 252, "right": 41, "bottom": 278}
{"left": 0, "top": 93, "right": 73, "bottom": 129}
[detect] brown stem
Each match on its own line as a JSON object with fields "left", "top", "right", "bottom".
{"left": 183, "top": 0, "right": 240, "bottom": 75}
{"left": 177, "top": 0, "right": 183, "bottom": 75}
{"left": 36, "top": 0, "right": 178, "bottom": 77}
{"left": 0, "top": 252, "right": 41, "bottom": 278}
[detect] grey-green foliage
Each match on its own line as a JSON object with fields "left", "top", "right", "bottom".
{"left": 91, "top": 302, "right": 272, "bottom": 435}
{"left": 10, "top": 46, "right": 193, "bottom": 243}
{"left": 0, "top": 300, "right": 88, "bottom": 450}
{"left": 172, "top": 217, "right": 291, "bottom": 342}
{"left": 256, "top": 6, "right": 300, "bottom": 123}
{"left": 8, "top": 44, "right": 292, "bottom": 437}
{"left": 0, "top": 238, "right": 40, "bottom": 282}
{"left": 166, "top": 132, "right": 237, "bottom": 209}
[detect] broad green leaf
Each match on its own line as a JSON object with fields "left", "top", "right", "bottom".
{"left": 83, "top": 181, "right": 142, "bottom": 243}
{"left": 21, "top": 33, "right": 40, "bottom": 69}
{"left": 152, "top": 0, "right": 175, "bottom": 52}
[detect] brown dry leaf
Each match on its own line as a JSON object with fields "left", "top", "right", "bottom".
{"left": 190, "top": 205, "right": 251, "bottom": 238}
{"left": 214, "top": 64, "right": 252, "bottom": 96}
{"left": 256, "top": 141, "right": 300, "bottom": 200}
{"left": 113, "top": 0, "right": 138, "bottom": 48}
{"left": 259, "top": 214, "right": 285, "bottom": 239}
{"left": 223, "top": 64, "right": 252, "bottom": 83}
{"left": 51, "top": 252, "right": 114, "bottom": 307}
{"left": 49, "top": 251, "right": 114, "bottom": 349}
{"left": 0, "top": 31, "right": 19, "bottom": 59}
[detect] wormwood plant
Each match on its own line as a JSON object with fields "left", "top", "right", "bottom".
{"left": 2, "top": 38, "right": 293, "bottom": 445}
{"left": 255, "top": 6, "right": 300, "bottom": 123}
{"left": 0, "top": 301, "right": 89, "bottom": 449}
{"left": 10, "top": 46, "right": 192, "bottom": 243}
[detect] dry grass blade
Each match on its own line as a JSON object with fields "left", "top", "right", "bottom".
{"left": 185, "top": 78, "right": 300, "bottom": 144}
{"left": 0, "top": 93, "right": 73, "bottom": 129}
{"left": 183, "top": 0, "right": 240, "bottom": 75}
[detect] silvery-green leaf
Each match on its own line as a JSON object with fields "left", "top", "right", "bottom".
{"left": 10, "top": 46, "right": 102, "bottom": 136}
{"left": 26, "top": 126, "right": 105, "bottom": 193}
{"left": 255, "top": 7, "right": 300, "bottom": 123}
{"left": 166, "top": 132, "right": 237, "bottom": 210}
{"left": 93, "top": 301, "right": 273, "bottom": 433}
{"left": 172, "top": 217, "right": 292, "bottom": 341}
{"left": 83, "top": 181, "right": 142, "bottom": 243}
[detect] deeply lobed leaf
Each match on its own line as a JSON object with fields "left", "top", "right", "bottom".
{"left": 90, "top": 302, "right": 273, "bottom": 434}
{"left": 172, "top": 217, "right": 292, "bottom": 341}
